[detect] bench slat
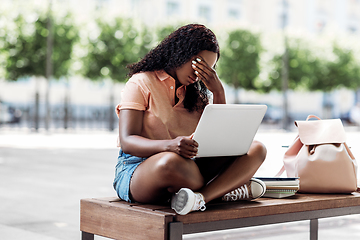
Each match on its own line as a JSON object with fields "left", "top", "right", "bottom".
{"left": 80, "top": 198, "right": 175, "bottom": 240}
{"left": 173, "top": 192, "right": 360, "bottom": 224}
{"left": 81, "top": 192, "right": 360, "bottom": 240}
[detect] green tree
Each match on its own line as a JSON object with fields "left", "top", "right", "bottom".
{"left": 218, "top": 29, "right": 262, "bottom": 103}
{"left": 266, "top": 38, "right": 327, "bottom": 127}
{"left": 137, "top": 25, "right": 155, "bottom": 59}
{"left": 310, "top": 44, "right": 360, "bottom": 118}
{"left": 309, "top": 45, "right": 360, "bottom": 91}
{"left": 0, "top": 12, "right": 78, "bottom": 129}
{"left": 1, "top": 13, "right": 78, "bottom": 80}
{"left": 155, "top": 25, "right": 177, "bottom": 44}
{"left": 80, "top": 17, "right": 143, "bottom": 130}
{"left": 268, "top": 39, "right": 360, "bottom": 118}
{"left": 268, "top": 38, "right": 325, "bottom": 92}
{"left": 269, "top": 40, "right": 360, "bottom": 92}
{"left": 80, "top": 17, "right": 140, "bottom": 82}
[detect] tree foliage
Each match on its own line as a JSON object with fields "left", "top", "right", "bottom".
{"left": 309, "top": 45, "right": 360, "bottom": 91}
{"left": 79, "top": 22, "right": 183, "bottom": 82}
{"left": 268, "top": 38, "right": 324, "bottom": 91}
{"left": 137, "top": 25, "right": 155, "bottom": 59}
{"left": 2, "top": 9, "right": 360, "bottom": 95}
{"left": 80, "top": 17, "right": 145, "bottom": 82}
{"left": 155, "top": 25, "right": 177, "bottom": 44}
{"left": 218, "top": 29, "right": 262, "bottom": 90}
{"left": 268, "top": 39, "right": 360, "bottom": 93}
{"left": 0, "top": 12, "right": 78, "bottom": 81}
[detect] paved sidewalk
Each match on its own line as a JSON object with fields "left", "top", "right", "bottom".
{"left": 0, "top": 127, "right": 360, "bottom": 240}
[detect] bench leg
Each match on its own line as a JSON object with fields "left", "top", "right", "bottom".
{"left": 169, "top": 222, "right": 183, "bottom": 240}
{"left": 82, "top": 231, "right": 94, "bottom": 240}
{"left": 310, "top": 219, "right": 318, "bottom": 240}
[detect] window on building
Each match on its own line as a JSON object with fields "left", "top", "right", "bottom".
{"left": 228, "top": 0, "right": 242, "bottom": 20}
{"left": 228, "top": 8, "right": 240, "bottom": 19}
{"left": 348, "top": 15, "right": 359, "bottom": 33}
{"left": 277, "top": 0, "right": 289, "bottom": 29}
{"left": 96, "top": 0, "right": 110, "bottom": 9}
{"left": 348, "top": 26, "right": 357, "bottom": 33}
{"left": 167, "top": 1, "right": 180, "bottom": 16}
{"left": 316, "top": 20, "right": 326, "bottom": 32}
{"left": 316, "top": 8, "right": 327, "bottom": 33}
{"left": 199, "top": 5, "right": 212, "bottom": 22}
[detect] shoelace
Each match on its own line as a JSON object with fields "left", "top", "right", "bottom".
{"left": 224, "top": 185, "right": 249, "bottom": 201}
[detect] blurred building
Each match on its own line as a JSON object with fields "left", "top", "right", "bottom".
{"left": 1, "top": 0, "right": 360, "bottom": 127}
{"left": 89, "top": 0, "right": 360, "bottom": 35}
{"left": 5, "top": 0, "right": 360, "bottom": 34}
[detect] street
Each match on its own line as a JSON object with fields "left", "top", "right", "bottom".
{"left": 1, "top": 128, "right": 360, "bottom": 239}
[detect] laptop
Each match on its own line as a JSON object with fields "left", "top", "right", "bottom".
{"left": 192, "top": 104, "right": 267, "bottom": 158}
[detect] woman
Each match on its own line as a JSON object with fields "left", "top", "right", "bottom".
{"left": 113, "top": 24, "right": 267, "bottom": 215}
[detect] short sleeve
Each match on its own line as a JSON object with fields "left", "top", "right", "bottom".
{"left": 115, "top": 78, "right": 149, "bottom": 116}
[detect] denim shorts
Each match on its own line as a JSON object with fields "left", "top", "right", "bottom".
{"left": 113, "top": 149, "right": 147, "bottom": 203}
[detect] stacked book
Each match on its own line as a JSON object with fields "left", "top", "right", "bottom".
{"left": 257, "top": 177, "right": 300, "bottom": 198}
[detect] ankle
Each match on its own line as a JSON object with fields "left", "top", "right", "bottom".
{"left": 198, "top": 192, "right": 206, "bottom": 203}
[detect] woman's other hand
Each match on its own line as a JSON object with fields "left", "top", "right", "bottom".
{"left": 168, "top": 136, "right": 198, "bottom": 159}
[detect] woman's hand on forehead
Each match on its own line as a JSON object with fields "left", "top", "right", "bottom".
{"left": 192, "top": 56, "right": 223, "bottom": 97}
{"left": 194, "top": 55, "right": 214, "bottom": 69}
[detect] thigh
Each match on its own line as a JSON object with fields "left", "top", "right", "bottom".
{"left": 130, "top": 152, "right": 203, "bottom": 204}
{"left": 194, "top": 140, "right": 266, "bottom": 183}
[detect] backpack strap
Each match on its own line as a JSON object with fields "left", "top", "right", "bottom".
{"left": 306, "top": 115, "right": 321, "bottom": 121}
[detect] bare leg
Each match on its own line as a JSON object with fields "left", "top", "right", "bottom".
{"left": 129, "top": 140, "right": 266, "bottom": 204}
{"left": 198, "top": 140, "right": 267, "bottom": 203}
{"left": 129, "top": 152, "right": 205, "bottom": 203}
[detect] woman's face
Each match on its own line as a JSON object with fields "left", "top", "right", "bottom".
{"left": 173, "top": 50, "right": 218, "bottom": 86}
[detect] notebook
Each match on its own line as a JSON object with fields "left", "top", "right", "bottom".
{"left": 256, "top": 177, "right": 300, "bottom": 198}
{"left": 192, "top": 104, "right": 267, "bottom": 158}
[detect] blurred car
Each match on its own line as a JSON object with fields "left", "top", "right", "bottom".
{"left": 262, "top": 104, "right": 282, "bottom": 123}
{"left": 349, "top": 103, "right": 360, "bottom": 126}
{"left": 0, "top": 102, "right": 22, "bottom": 124}
{"left": 243, "top": 103, "right": 282, "bottom": 124}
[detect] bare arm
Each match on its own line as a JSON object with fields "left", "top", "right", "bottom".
{"left": 118, "top": 109, "right": 198, "bottom": 158}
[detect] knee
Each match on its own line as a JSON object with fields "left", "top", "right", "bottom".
{"left": 251, "top": 140, "right": 267, "bottom": 163}
{"left": 155, "top": 152, "right": 183, "bottom": 175}
{"left": 155, "top": 153, "right": 204, "bottom": 190}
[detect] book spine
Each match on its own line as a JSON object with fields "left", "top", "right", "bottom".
{"left": 266, "top": 186, "right": 299, "bottom": 191}
{"left": 266, "top": 189, "right": 297, "bottom": 193}
{"left": 257, "top": 178, "right": 299, "bottom": 181}
{"left": 262, "top": 181, "right": 299, "bottom": 186}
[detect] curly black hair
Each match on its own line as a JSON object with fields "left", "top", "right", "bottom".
{"left": 127, "top": 24, "right": 220, "bottom": 112}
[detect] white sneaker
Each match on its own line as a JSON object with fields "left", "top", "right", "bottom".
{"left": 222, "top": 178, "right": 266, "bottom": 201}
{"left": 171, "top": 188, "right": 206, "bottom": 215}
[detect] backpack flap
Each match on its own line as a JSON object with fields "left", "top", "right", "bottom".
{"left": 295, "top": 118, "right": 346, "bottom": 145}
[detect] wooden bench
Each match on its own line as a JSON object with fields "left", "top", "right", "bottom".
{"left": 80, "top": 192, "right": 360, "bottom": 240}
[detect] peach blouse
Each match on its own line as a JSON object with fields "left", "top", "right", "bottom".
{"left": 115, "top": 70, "right": 202, "bottom": 145}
